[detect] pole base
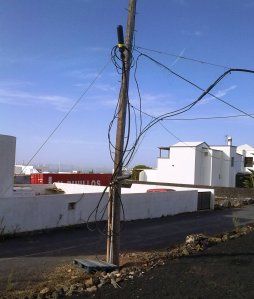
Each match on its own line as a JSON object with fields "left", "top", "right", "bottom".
{"left": 73, "top": 258, "right": 118, "bottom": 274}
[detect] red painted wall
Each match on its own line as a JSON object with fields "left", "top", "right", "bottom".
{"left": 30, "top": 173, "right": 112, "bottom": 186}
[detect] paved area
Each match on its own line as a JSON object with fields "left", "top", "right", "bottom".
{"left": 0, "top": 205, "right": 254, "bottom": 292}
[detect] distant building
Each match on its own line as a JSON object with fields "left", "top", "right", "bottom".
{"left": 15, "top": 165, "right": 39, "bottom": 175}
{"left": 140, "top": 138, "right": 242, "bottom": 187}
{"left": 30, "top": 173, "right": 112, "bottom": 186}
{"left": 237, "top": 144, "right": 254, "bottom": 173}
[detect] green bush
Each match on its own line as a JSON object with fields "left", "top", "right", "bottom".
{"left": 244, "top": 169, "right": 254, "bottom": 188}
{"left": 131, "top": 164, "right": 151, "bottom": 181}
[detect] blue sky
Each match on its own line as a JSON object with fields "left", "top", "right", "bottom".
{"left": 0, "top": 0, "right": 254, "bottom": 171}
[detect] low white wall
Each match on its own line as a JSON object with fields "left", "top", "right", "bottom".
{"left": 122, "top": 190, "right": 197, "bottom": 221}
{"left": 14, "top": 184, "right": 55, "bottom": 196}
{"left": 0, "top": 190, "right": 198, "bottom": 234}
{"left": 55, "top": 183, "right": 106, "bottom": 194}
{"left": 125, "top": 183, "right": 215, "bottom": 210}
{"left": 0, "top": 193, "right": 105, "bottom": 234}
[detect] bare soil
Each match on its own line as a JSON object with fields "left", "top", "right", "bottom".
{"left": 91, "top": 231, "right": 254, "bottom": 299}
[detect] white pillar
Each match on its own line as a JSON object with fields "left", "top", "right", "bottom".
{"left": 0, "top": 134, "right": 16, "bottom": 197}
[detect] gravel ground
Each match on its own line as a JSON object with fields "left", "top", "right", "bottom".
{"left": 1, "top": 205, "right": 254, "bottom": 298}
{"left": 90, "top": 231, "right": 254, "bottom": 299}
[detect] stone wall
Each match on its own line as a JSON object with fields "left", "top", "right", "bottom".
{"left": 214, "top": 187, "right": 254, "bottom": 200}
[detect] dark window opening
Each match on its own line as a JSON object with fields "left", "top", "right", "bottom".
{"left": 68, "top": 202, "right": 76, "bottom": 210}
{"left": 244, "top": 157, "right": 253, "bottom": 167}
{"left": 231, "top": 157, "right": 234, "bottom": 167}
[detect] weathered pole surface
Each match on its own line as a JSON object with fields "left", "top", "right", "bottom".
{"left": 107, "top": 0, "right": 137, "bottom": 266}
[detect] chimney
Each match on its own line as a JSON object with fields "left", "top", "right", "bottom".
{"left": 227, "top": 136, "right": 232, "bottom": 146}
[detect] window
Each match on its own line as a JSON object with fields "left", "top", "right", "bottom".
{"left": 159, "top": 148, "right": 170, "bottom": 158}
{"left": 244, "top": 157, "right": 253, "bottom": 167}
{"left": 68, "top": 202, "right": 76, "bottom": 210}
{"left": 231, "top": 157, "right": 234, "bottom": 167}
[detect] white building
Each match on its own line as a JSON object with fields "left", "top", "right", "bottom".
{"left": 237, "top": 144, "right": 254, "bottom": 173}
{"left": 140, "top": 139, "right": 242, "bottom": 187}
{"left": 0, "top": 134, "right": 16, "bottom": 197}
{"left": 15, "top": 165, "right": 39, "bottom": 175}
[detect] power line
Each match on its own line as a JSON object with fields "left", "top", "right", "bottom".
{"left": 4, "top": 60, "right": 111, "bottom": 197}
{"left": 166, "top": 114, "right": 254, "bottom": 121}
{"left": 136, "top": 45, "right": 231, "bottom": 69}
{"left": 134, "top": 50, "right": 254, "bottom": 121}
{"left": 130, "top": 108, "right": 254, "bottom": 121}
{"left": 131, "top": 104, "right": 242, "bottom": 164}
{"left": 21, "top": 60, "right": 111, "bottom": 173}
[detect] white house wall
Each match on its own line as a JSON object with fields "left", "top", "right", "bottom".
{"left": 194, "top": 145, "right": 211, "bottom": 185}
{"left": 243, "top": 150, "right": 254, "bottom": 172}
{"left": 168, "top": 147, "right": 196, "bottom": 184}
{"left": 141, "top": 142, "right": 243, "bottom": 187}
{"left": 237, "top": 144, "right": 254, "bottom": 173}
{"left": 141, "top": 148, "right": 196, "bottom": 184}
{"left": 0, "top": 134, "right": 16, "bottom": 197}
{"left": 210, "top": 150, "right": 223, "bottom": 186}
{"left": 208, "top": 146, "right": 241, "bottom": 187}
{"left": 244, "top": 150, "right": 254, "bottom": 172}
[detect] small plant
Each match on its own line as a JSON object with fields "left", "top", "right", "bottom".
{"left": 0, "top": 217, "right": 6, "bottom": 240}
{"left": 6, "top": 272, "right": 14, "bottom": 292}
{"left": 243, "top": 169, "right": 254, "bottom": 188}
{"left": 131, "top": 164, "right": 151, "bottom": 181}
{"left": 232, "top": 216, "right": 240, "bottom": 230}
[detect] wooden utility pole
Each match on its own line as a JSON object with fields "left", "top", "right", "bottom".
{"left": 107, "top": 0, "right": 137, "bottom": 266}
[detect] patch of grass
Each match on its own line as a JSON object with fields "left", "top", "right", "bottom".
{"left": 232, "top": 216, "right": 240, "bottom": 229}
{"left": 6, "top": 272, "right": 14, "bottom": 292}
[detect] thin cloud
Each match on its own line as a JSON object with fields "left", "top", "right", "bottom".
{"left": 66, "top": 69, "right": 99, "bottom": 80}
{"left": 172, "top": 0, "right": 187, "bottom": 5}
{"left": 74, "top": 82, "right": 117, "bottom": 92}
{"left": 85, "top": 46, "right": 108, "bottom": 53}
{"left": 243, "top": 1, "right": 254, "bottom": 8}
{"left": 0, "top": 80, "right": 34, "bottom": 88}
{"left": 199, "top": 85, "right": 237, "bottom": 105}
{"left": 0, "top": 88, "right": 73, "bottom": 112}
{"left": 131, "top": 93, "right": 176, "bottom": 117}
{"left": 181, "top": 30, "right": 203, "bottom": 37}
{"left": 194, "top": 30, "right": 203, "bottom": 37}
{"left": 170, "top": 48, "right": 186, "bottom": 67}
{"left": 50, "top": 138, "right": 107, "bottom": 146}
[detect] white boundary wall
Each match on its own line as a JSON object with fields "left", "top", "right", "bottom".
{"left": 0, "top": 190, "right": 197, "bottom": 234}
{"left": 55, "top": 183, "right": 106, "bottom": 194}
{"left": 122, "top": 183, "right": 215, "bottom": 210}
{"left": 55, "top": 182, "right": 214, "bottom": 210}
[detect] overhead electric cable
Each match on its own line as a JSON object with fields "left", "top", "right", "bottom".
{"left": 132, "top": 105, "right": 242, "bottom": 163}
{"left": 134, "top": 50, "right": 254, "bottom": 121}
{"left": 3, "top": 60, "right": 111, "bottom": 197}
{"left": 136, "top": 45, "right": 231, "bottom": 69}
{"left": 130, "top": 106, "right": 254, "bottom": 121}
{"left": 22, "top": 60, "right": 111, "bottom": 172}
{"left": 122, "top": 52, "right": 254, "bottom": 166}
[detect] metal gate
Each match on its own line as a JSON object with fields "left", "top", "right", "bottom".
{"left": 198, "top": 192, "right": 211, "bottom": 210}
